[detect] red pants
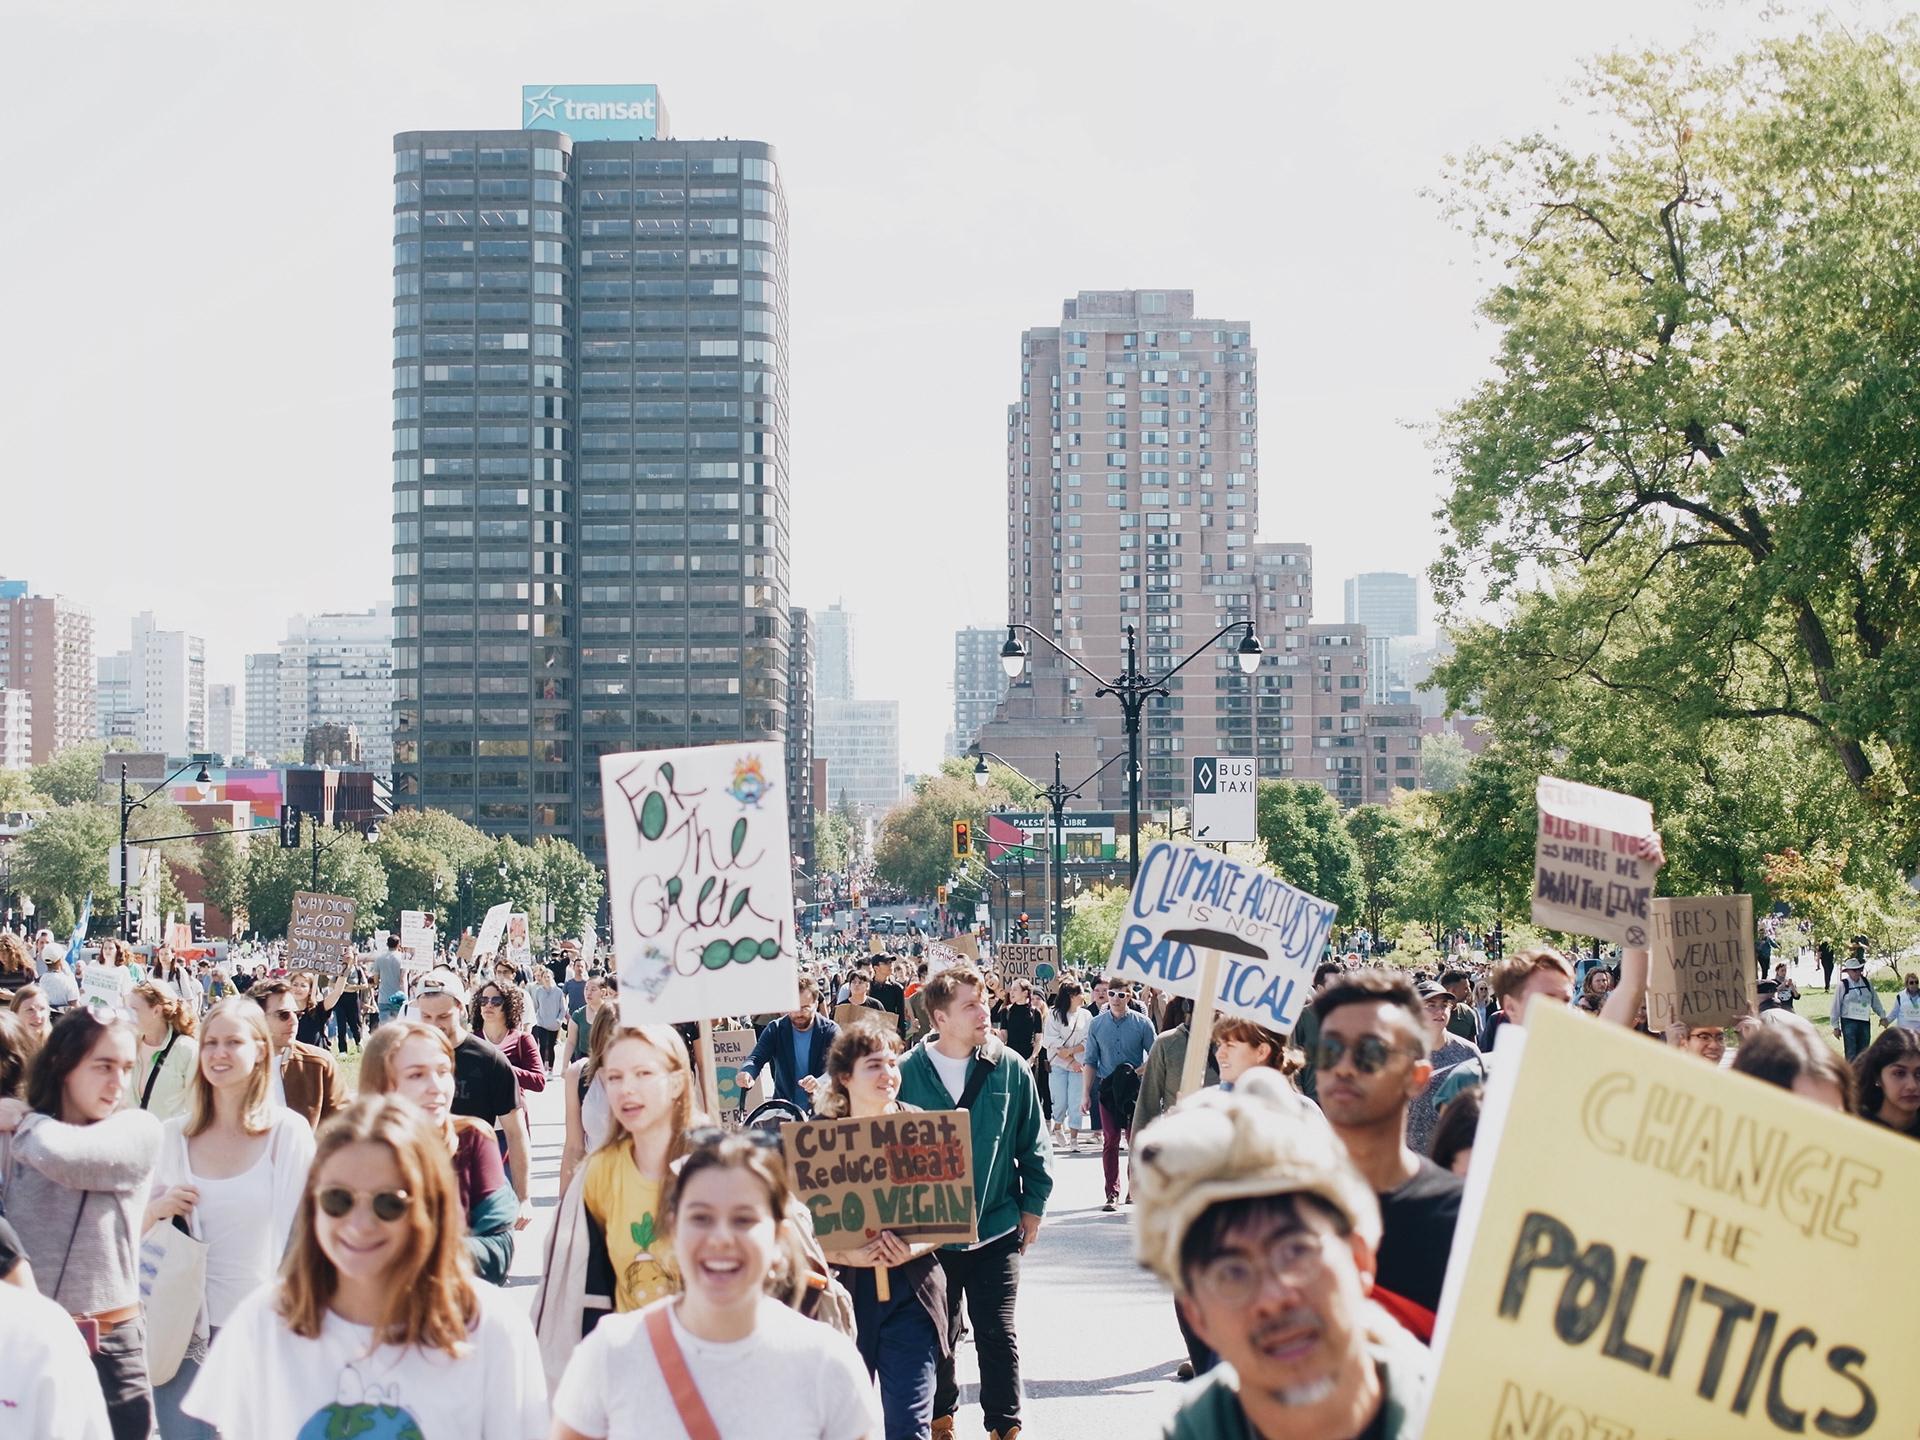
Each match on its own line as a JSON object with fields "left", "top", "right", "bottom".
{"left": 1096, "top": 1092, "right": 1130, "bottom": 1200}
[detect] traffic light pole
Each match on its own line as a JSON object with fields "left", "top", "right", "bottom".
{"left": 972, "top": 747, "right": 1129, "bottom": 956}
{"left": 118, "top": 758, "right": 223, "bottom": 940}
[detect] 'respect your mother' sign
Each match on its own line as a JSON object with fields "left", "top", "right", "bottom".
{"left": 1429, "top": 1004, "right": 1916, "bottom": 1437}
{"left": 1104, "top": 838, "right": 1337, "bottom": 1033}
{"left": 1533, "top": 776, "right": 1662, "bottom": 945}
{"left": 600, "top": 742, "right": 799, "bottom": 1026}
{"left": 783, "top": 1110, "right": 977, "bottom": 1249}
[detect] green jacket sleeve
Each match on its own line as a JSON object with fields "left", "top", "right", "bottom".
{"left": 465, "top": 1184, "right": 518, "bottom": 1284}
{"left": 1008, "top": 1057, "right": 1054, "bottom": 1217}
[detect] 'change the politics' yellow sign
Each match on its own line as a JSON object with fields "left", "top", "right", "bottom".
{"left": 1429, "top": 1004, "right": 1913, "bottom": 1437}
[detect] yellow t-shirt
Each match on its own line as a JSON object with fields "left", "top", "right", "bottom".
{"left": 582, "top": 1141, "right": 672, "bottom": 1312}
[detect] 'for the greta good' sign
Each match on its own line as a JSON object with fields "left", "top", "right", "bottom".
{"left": 287, "top": 892, "right": 356, "bottom": 977}
{"left": 1105, "top": 838, "right": 1336, "bottom": 1032}
{"left": 1428, "top": 1004, "right": 1914, "bottom": 1436}
{"left": 783, "top": 1109, "right": 976, "bottom": 1249}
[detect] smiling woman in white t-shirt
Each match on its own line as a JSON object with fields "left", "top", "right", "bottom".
{"left": 551, "top": 1130, "right": 881, "bottom": 1440}
{"left": 183, "top": 1095, "right": 548, "bottom": 1439}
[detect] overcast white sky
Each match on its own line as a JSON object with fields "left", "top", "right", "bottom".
{"left": 1, "top": 0, "right": 1848, "bottom": 772}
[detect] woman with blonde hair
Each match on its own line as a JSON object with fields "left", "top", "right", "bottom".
{"left": 551, "top": 1129, "right": 879, "bottom": 1440}
{"left": 558, "top": 1004, "right": 620, "bottom": 1199}
{"left": 360, "top": 1019, "right": 519, "bottom": 1282}
{"left": 10, "top": 982, "right": 52, "bottom": 1056}
{"left": 145, "top": 996, "right": 316, "bottom": 1437}
{"left": 127, "top": 979, "right": 199, "bottom": 1120}
{"left": 0, "top": 930, "right": 34, "bottom": 996}
{"left": 533, "top": 1022, "right": 703, "bottom": 1388}
{"left": 182, "top": 1096, "right": 547, "bottom": 1436}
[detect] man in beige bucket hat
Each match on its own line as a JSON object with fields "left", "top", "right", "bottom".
{"left": 1130, "top": 1068, "right": 1432, "bottom": 1439}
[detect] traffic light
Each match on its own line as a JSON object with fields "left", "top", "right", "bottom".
{"left": 189, "top": 912, "right": 205, "bottom": 943}
{"left": 279, "top": 805, "right": 301, "bottom": 849}
{"left": 952, "top": 820, "right": 972, "bottom": 860}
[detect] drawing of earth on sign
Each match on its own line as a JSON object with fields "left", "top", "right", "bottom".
{"left": 630, "top": 944, "right": 674, "bottom": 999}
{"left": 728, "top": 755, "right": 770, "bottom": 808}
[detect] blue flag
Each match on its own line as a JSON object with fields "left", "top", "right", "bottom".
{"left": 65, "top": 892, "right": 92, "bottom": 967}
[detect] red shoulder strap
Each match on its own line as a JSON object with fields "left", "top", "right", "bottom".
{"left": 644, "top": 1303, "right": 723, "bottom": 1440}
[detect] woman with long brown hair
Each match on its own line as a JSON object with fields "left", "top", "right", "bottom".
{"left": 0, "top": 930, "right": 34, "bottom": 997}
{"left": 1853, "top": 1026, "right": 1920, "bottom": 1138}
{"left": 182, "top": 1096, "right": 547, "bottom": 1436}
{"left": 359, "top": 1019, "right": 519, "bottom": 1282}
{"left": 550, "top": 1130, "right": 879, "bottom": 1440}
{"left": 145, "top": 997, "right": 316, "bottom": 1437}
{"left": 10, "top": 982, "right": 52, "bottom": 1056}
{"left": 532, "top": 1022, "right": 702, "bottom": 1388}
{"left": 126, "top": 979, "right": 198, "bottom": 1120}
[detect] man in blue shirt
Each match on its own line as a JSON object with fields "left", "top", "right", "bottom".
{"left": 737, "top": 975, "right": 838, "bottom": 1114}
{"left": 1085, "top": 981, "right": 1158, "bottom": 1210}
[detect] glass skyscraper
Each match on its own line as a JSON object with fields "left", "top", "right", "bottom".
{"left": 390, "top": 96, "right": 789, "bottom": 862}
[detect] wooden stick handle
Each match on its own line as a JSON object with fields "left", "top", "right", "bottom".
{"left": 875, "top": 1265, "right": 891, "bottom": 1302}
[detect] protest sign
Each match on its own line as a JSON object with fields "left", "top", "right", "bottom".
{"left": 1532, "top": 776, "right": 1661, "bottom": 945}
{"left": 1430, "top": 1004, "right": 1917, "bottom": 1436}
{"left": 783, "top": 1109, "right": 976, "bottom": 1250}
{"left": 507, "top": 912, "right": 532, "bottom": 967}
{"left": 166, "top": 921, "right": 192, "bottom": 952}
{"left": 1104, "top": 837, "right": 1337, "bottom": 1034}
{"left": 711, "top": 1026, "right": 756, "bottom": 1124}
{"left": 287, "top": 891, "right": 356, "bottom": 976}
{"left": 868, "top": 935, "right": 887, "bottom": 956}
{"left": 997, "top": 943, "right": 1055, "bottom": 987}
{"left": 473, "top": 902, "right": 510, "bottom": 960}
{"left": 600, "top": 741, "right": 799, "bottom": 1027}
{"left": 949, "top": 934, "right": 978, "bottom": 963}
{"left": 1648, "top": 894, "right": 1754, "bottom": 1030}
{"left": 834, "top": 1001, "right": 890, "bottom": 1032}
{"left": 399, "top": 910, "right": 435, "bottom": 973}
{"left": 456, "top": 934, "right": 476, "bottom": 963}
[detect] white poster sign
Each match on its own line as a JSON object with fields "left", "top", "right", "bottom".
{"left": 473, "top": 902, "right": 511, "bottom": 961}
{"left": 1191, "top": 756, "right": 1258, "bottom": 844}
{"left": 1532, "top": 776, "right": 1661, "bottom": 945}
{"left": 1105, "top": 837, "right": 1337, "bottom": 1033}
{"left": 600, "top": 741, "right": 799, "bottom": 1026}
{"left": 400, "top": 910, "right": 436, "bottom": 973}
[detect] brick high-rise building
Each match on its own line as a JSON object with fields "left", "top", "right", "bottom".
{"left": 0, "top": 584, "right": 95, "bottom": 765}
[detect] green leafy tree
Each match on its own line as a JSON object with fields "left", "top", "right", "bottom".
{"left": 1346, "top": 805, "right": 1416, "bottom": 940}
{"left": 813, "top": 810, "right": 850, "bottom": 876}
{"left": 1432, "top": 23, "right": 1920, "bottom": 854}
{"left": 1417, "top": 731, "right": 1471, "bottom": 794}
{"left": 500, "top": 837, "right": 604, "bottom": 947}
{"left": 376, "top": 809, "right": 497, "bottom": 934}
{"left": 32, "top": 741, "right": 110, "bottom": 808}
{"left": 0, "top": 768, "right": 48, "bottom": 812}
{"left": 240, "top": 828, "right": 388, "bottom": 939}
{"left": 1255, "top": 781, "right": 1362, "bottom": 919}
{"left": 873, "top": 758, "right": 1038, "bottom": 900}
{"left": 11, "top": 804, "right": 115, "bottom": 935}
{"left": 1060, "top": 885, "right": 1128, "bottom": 973}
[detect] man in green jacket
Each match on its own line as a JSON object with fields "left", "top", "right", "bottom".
{"left": 898, "top": 963, "right": 1053, "bottom": 1440}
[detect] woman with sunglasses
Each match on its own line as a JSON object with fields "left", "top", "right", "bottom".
{"left": 471, "top": 976, "right": 547, "bottom": 1107}
{"left": 551, "top": 1129, "right": 880, "bottom": 1440}
{"left": 813, "top": 1022, "right": 946, "bottom": 1440}
{"left": 127, "top": 979, "right": 199, "bottom": 1121}
{"left": 145, "top": 997, "right": 317, "bottom": 1437}
{"left": 359, "top": 1019, "right": 519, "bottom": 1282}
{"left": 0, "top": 1007, "right": 162, "bottom": 1439}
{"left": 183, "top": 1096, "right": 545, "bottom": 1436}
{"left": 533, "top": 1023, "right": 700, "bottom": 1388}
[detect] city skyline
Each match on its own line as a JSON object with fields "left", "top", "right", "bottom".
{"left": 2, "top": 0, "right": 1802, "bottom": 778}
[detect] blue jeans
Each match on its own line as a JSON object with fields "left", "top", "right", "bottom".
{"left": 848, "top": 1264, "right": 940, "bottom": 1440}
{"left": 152, "top": 1326, "right": 216, "bottom": 1439}
{"left": 1050, "top": 1063, "right": 1087, "bottom": 1130}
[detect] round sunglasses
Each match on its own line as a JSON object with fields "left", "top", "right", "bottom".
{"left": 317, "top": 1186, "right": 412, "bottom": 1223}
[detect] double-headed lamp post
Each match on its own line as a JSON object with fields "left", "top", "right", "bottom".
{"left": 971, "top": 746, "right": 1131, "bottom": 956}
{"left": 997, "top": 619, "right": 1263, "bottom": 885}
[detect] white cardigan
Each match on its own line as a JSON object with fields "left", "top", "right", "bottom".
{"left": 1043, "top": 1006, "right": 1091, "bottom": 1061}
{"left": 148, "top": 1107, "right": 316, "bottom": 1341}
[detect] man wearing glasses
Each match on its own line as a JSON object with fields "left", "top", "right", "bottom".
{"left": 1131, "top": 1068, "right": 1432, "bottom": 1439}
{"left": 1307, "top": 970, "right": 1462, "bottom": 1330}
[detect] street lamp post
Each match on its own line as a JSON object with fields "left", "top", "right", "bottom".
{"left": 308, "top": 814, "right": 378, "bottom": 891}
{"left": 997, "top": 619, "right": 1263, "bottom": 886}
{"left": 120, "top": 757, "right": 212, "bottom": 940}
{"left": 972, "top": 746, "right": 1131, "bottom": 958}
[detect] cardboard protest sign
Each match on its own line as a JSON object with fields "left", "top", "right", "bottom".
{"left": 1648, "top": 894, "right": 1754, "bottom": 1030}
{"left": 456, "top": 933, "right": 476, "bottom": 963}
{"left": 1532, "top": 776, "right": 1661, "bottom": 945}
{"left": 834, "top": 1001, "right": 891, "bottom": 1032}
{"left": 400, "top": 911, "right": 436, "bottom": 973}
{"left": 949, "top": 934, "right": 978, "bottom": 963}
{"left": 1104, "top": 838, "right": 1337, "bottom": 1033}
{"left": 711, "top": 1026, "right": 756, "bottom": 1124}
{"left": 997, "top": 943, "right": 1055, "bottom": 986}
{"left": 868, "top": 935, "right": 887, "bottom": 956}
{"left": 287, "top": 892, "right": 356, "bottom": 976}
{"left": 473, "top": 902, "right": 510, "bottom": 960}
{"left": 784, "top": 1110, "right": 976, "bottom": 1250}
{"left": 1429, "top": 1004, "right": 1917, "bottom": 1436}
{"left": 600, "top": 741, "right": 799, "bottom": 1026}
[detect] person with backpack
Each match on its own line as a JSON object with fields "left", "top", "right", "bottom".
{"left": 550, "top": 1127, "right": 879, "bottom": 1440}
{"left": 1832, "top": 957, "right": 1890, "bottom": 1061}
{"left": 1084, "top": 982, "right": 1155, "bottom": 1213}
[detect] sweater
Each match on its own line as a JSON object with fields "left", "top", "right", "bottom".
{"left": 1132, "top": 1024, "right": 1220, "bottom": 1134}
{"left": 7, "top": 1108, "right": 162, "bottom": 1314}
{"left": 896, "top": 1035, "right": 1053, "bottom": 1248}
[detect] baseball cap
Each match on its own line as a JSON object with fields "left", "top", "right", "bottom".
{"left": 1130, "top": 1068, "right": 1380, "bottom": 1288}
{"left": 1414, "top": 980, "right": 1450, "bottom": 1001}
{"left": 416, "top": 969, "right": 469, "bottom": 1006}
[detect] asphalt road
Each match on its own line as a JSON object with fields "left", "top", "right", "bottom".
{"left": 504, "top": 1074, "right": 1192, "bottom": 1438}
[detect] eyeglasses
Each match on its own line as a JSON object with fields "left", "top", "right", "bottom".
{"left": 684, "top": 1124, "right": 781, "bottom": 1152}
{"left": 316, "top": 1187, "right": 412, "bottom": 1223}
{"left": 1313, "top": 1034, "right": 1422, "bottom": 1075}
{"left": 479, "top": 995, "right": 506, "bottom": 1007}
{"left": 1191, "top": 1233, "right": 1330, "bottom": 1306}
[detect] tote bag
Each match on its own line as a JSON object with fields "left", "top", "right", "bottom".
{"left": 139, "top": 1214, "right": 207, "bottom": 1385}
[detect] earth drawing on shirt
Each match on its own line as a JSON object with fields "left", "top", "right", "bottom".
{"left": 296, "top": 1402, "right": 425, "bottom": 1440}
